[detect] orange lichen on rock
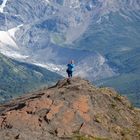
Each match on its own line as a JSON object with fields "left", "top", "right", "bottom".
{"left": 62, "top": 109, "right": 75, "bottom": 124}
{"left": 46, "top": 100, "right": 64, "bottom": 120}
{"left": 73, "top": 95, "right": 89, "bottom": 113}
{"left": 73, "top": 95, "right": 91, "bottom": 121}
{"left": 24, "top": 98, "right": 53, "bottom": 113}
{"left": 3, "top": 110, "right": 40, "bottom": 130}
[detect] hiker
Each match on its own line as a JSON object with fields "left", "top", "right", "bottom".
{"left": 66, "top": 60, "right": 75, "bottom": 78}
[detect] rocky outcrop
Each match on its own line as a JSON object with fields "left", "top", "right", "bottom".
{"left": 0, "top": 77, "right": 140, "bottom": 140}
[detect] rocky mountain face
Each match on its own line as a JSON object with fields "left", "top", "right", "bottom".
{"left": 0, "top": 0, "right": 118, "bottom": 80}
{"left": 0, "top": 77, "right": 139, "bottom": 140}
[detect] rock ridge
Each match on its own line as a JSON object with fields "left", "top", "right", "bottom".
{"left": 0, "top": 77, "right": 140, "bottom": 140}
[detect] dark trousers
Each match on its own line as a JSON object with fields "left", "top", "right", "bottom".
{"left": 66, "top": 70, "right": 73, "bottom": 78}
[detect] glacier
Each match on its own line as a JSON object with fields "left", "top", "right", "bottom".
{"left": 0, "top": 30, "right": 18, "bottom": 48}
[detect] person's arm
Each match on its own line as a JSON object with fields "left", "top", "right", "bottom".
{"left": 70, "top": 64, "right": 74, "bottom": 68}
{"left": 71, "top": 64, "right": 75, "bottom": 71}
{"left": 72, "top": 64, "right": 75, "bottom": 68}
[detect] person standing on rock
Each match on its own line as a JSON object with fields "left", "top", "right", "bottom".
{"left": 66, "top": 60, "right": 75, "bottom": 78}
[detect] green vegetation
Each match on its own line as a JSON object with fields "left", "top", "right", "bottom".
{"left": 96, "top": 73, "right": 140, "bottom": 107}
{"left": 0, "top": 53, "right": 62, "bottom": 102}
{"left": 51, "top": 33, "right": 66, "bottom": 45}
{"left": 72, "top": 133, "right": 109, "bottom": 140}
{"left": 63, "top": 131, "right": 110, "bottom": 140}
{"left": 61, "top": 135, "right": 109, "bottom": 140}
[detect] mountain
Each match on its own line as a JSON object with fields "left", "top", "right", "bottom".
{"left": 0, "top": 78, "right": 140, "bottom": 140}
{"left": 0, "top": 0, "right": 140, "bottom": 106}
{"left": 71, "top": 0, "right": 140, "bottom": 107}
{"left": 0, "top": 53, "right": 62, "bottom": 102}
{"left": 0, "top": 0, "right": 121, "bottom": 78}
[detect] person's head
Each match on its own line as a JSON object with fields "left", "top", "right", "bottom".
{"left": 70, "top": 60, "right": 74, "bottom": 64}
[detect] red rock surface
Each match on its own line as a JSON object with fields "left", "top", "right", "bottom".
{"left": 0, "top": 77, "right": 140, "bottom": 140}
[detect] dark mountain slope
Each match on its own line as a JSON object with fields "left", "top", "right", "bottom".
{"left": 0, "top": 53, "right": 62, "bottom": 102}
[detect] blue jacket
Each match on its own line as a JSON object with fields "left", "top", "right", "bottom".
{"left": 67, "top": 64, "right": 75, "bottom": 72}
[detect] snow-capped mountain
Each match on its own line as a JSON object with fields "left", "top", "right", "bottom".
{"left": 0, "top": 0, "right": 140, "bottom": 88}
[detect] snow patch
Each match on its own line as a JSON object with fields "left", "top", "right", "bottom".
{"left": 44, "top": 0, "right": 50, "bottom": 4}
{"left": 0, "top": 31, "right": 18, "bottom": 48}
{"left": 32, "top": 62, "right": 62, "bottom": 72}
{"left": 8, "top": 24, "right": 23, "bottom": 39}
{"left": 0, "top": 49, "right": 29, "bottom": 59}
{"left": 0, "top": 0, "right": 8, "bottom": 13}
